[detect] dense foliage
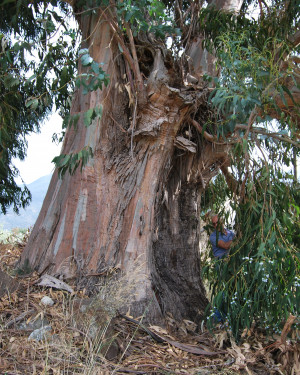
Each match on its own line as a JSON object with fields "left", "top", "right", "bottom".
{"left": 199, "top": 1, "right": 299, "bottom": 338}
{"left": 0, "top": 0, "right": 78, "bottom": 213}
{"left": 202, "top": 167, "right": 299, "bottom": 338}
{"left": 1, "top": 0, "right": 299, "bottom": 338}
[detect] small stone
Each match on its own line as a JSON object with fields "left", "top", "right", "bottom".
{"left": 41, "top": 296, "right": 54, "bottom": 306}
{"left": 28, "top": 325, "right": 52, "bottom": 341}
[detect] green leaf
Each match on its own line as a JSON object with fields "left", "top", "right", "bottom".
{"left": 257, "top": 242, "right": 266, "bottom": 257}
{"left": 4, "top": 75, "right": 20, "bottom": 88}
{"left": 78, "top": 48, "right": 89, "bottom": 56}
{"left": 281, "top": 85, "right": 296, "bottom": 105}
{"left": 81, "top": 54, "right": 93, "bottom": 66}
{"left": 278, "top": 86, "right": 288, "bottom": 106}
{"left": 83, "top": 108, "right": 94, "bottom": 127}
{"left": 25, "top": 98, "right": 39, "bottom": 111}
{"left": 52, "top": 154, "right": 70, "bottom": 167}
{"left": 91, "top": 61, "right": 99, "bottom": 74}
{"left": 45, "top": 19, "right": 56, "bottom": 33}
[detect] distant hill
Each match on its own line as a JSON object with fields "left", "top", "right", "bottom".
{"left": 0, "top": 174, "right": 52, "bottom": 231}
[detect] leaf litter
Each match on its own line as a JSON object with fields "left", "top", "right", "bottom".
{"left": 0, "top": 235, "right": 299, "bottom": 374}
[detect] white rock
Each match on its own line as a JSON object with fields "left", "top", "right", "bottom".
{"left": 28, "top": 325, "right": 52, "bottom": 341}
{"left": 41, "top": 296, "right": 54, "bottom": 306}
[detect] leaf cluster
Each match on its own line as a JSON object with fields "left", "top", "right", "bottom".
{"left": 203, "top": 166, "right": 299, "bottom": 339}
{"left": 53, "top": 146, "right": 94, "bottom": 178}
{"left": 199, "top": 2, "right": 299, "bottom": 53}
{"left": 76, "top": 49, "right": 109, "bottom": 95}
{"left": 0, "top": 0, "right": 78, "bottom": 213}
{"left": 76, "top": 0, "right": 179, "bottom": 41}
{"left": 204, "top": 31, "right": 279, "bottom": 135}
{"left": 199, "top": 2, "right": 299, "bottom": 338}
{"left": 116, "top": 0, "right": 177, "bottom": 39}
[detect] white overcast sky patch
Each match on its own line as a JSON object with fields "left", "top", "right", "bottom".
{"left": 14, "top": 113, "right": 62, "bottom": 185}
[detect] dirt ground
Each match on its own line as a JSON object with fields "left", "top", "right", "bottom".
{"left": 0, "top": 238, "right": 299, "bottom": 375}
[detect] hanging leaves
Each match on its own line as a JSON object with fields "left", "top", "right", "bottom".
{"left": 203, "top": 165, "right": 300, "bottom": 339}
{"left": 75, "top": 50, "right": 109, "bottom": 95}
{"left": 52, "top": 146, "right": 94, "bottom": 178}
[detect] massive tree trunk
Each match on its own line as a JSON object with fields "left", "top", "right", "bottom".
{"left": 20, "top": 0, "right": 241, "bottom": 324}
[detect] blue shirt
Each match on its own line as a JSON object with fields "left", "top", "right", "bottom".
{"left": 210, "top": 229, "right": 235, "bottom": 259}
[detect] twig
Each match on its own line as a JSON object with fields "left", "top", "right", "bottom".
{"left": 243, "top": 109, "right": 257, "bottom": 141}
{"left": 280, "top": 314, "right": 296, "bottom": 345}
{"left": 254, "top": 314, "right": 297, "bottom": 356}
{"left": 67, "top": 326, "right": 94, "bottom": 353}
{"left": 4, "top": 308, "right": 35, "bottom": 328}
{"left": 236, "top": 124, "right": 300, "bottom": 147}
{"left": 100, "top": 9, "right": 136, "bottom": 77}
{"left": 119, "top": 313, "right": 223, "bottom": 356}
{"left": 130, "top": 95, "right": 138, "bottom": 159}
{"left": 109, "top": 113, "right": 127, "bottom": 133}
{"left": 124, "top": 22, "right": 144, "bottom": 95}
{"left": 189, "top": 118, "right": 238, "bottom": 145}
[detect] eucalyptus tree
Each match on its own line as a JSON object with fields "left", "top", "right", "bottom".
{"left": 4, "top": 0, "right": 299, "bottom": 336}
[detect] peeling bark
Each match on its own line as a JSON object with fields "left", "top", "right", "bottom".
{"left": 21, "top": 0, "right": 244, "bottom": 324}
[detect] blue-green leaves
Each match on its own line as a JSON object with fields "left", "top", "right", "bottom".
{"left": 52, "top": 146, "right": 94, "bottom": 178}
{"left": 76, "top": 49, "right": 109, "bottom": 95}
{"left": 203, "top": 166, "right": 300, "bottom": 339}
{"left": 83, "top": 105, "right": 103, "bottom": 127}
{"left": 52, "top": 47, "right": 108, "bottom": 177}
{"left": 205, "top": 32, "right": 274, "bottom": 136}
{"left": 80, "top": 50, "right": 93, "bottom": 66}
{"left": 116, "top": 0, "right": 178, "bottom": 39}
{"left": 62, "top": 105, "right": 103, "bottom": 131}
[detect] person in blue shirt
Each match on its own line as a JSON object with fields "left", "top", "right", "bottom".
{"left": 209, "top": 214, "right": 235, "bottom": 259}
{"left": 209, "top": 214, "right": 235, "bottom": 323}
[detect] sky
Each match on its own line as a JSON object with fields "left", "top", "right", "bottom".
{"left": 14, "top": 113, "right": 62, "bottom": 185}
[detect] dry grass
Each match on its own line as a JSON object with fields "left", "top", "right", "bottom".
{"left": 0, "top": 232, "right": 299, "bottom": 375}
{"left": 94, "top": 257, "right": 148, "bottom": 318}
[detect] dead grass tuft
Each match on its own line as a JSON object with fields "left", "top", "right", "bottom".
{"left": 93, "top": 258, "right": 148, "bottom": 317}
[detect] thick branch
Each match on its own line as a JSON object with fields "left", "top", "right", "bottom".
{"left": 190, "top": 119, "right": 214, "bottom": 142}
{"left": 189, "top": 118, "right": 238, "bottom": 145}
